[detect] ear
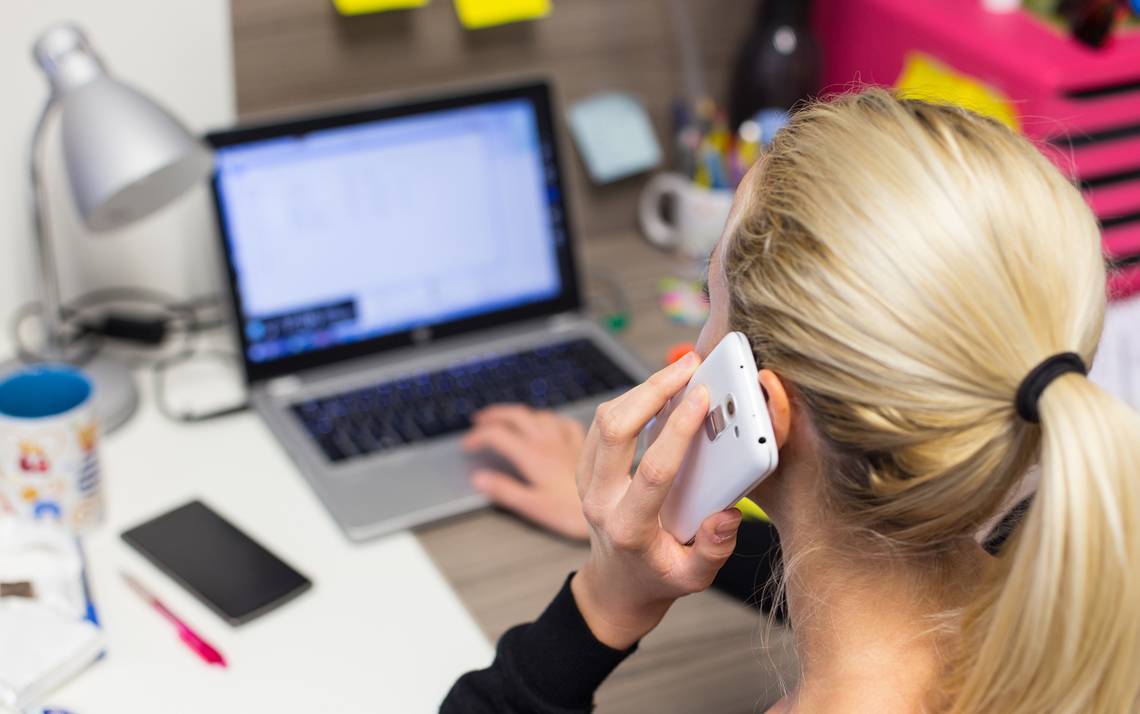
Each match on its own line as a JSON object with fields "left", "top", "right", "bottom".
{"left": 758, "top": 369, "right": 791, "bottom": 448}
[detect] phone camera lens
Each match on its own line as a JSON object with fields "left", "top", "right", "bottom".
{"left": 725, "top": 397, "right": 736, "bottom": 417}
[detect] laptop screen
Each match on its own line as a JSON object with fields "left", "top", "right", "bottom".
{"left": 208, "top": 83, "right": 579, "bottom": 383}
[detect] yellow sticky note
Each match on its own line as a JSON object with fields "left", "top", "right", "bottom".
{"left": 895, "top": 52, "right": 1021, "bottom": 132}
{"left": 333, "top": 0, "right": 430, "bottom": 16}
{"left": 454, "top": 0, "right": 551, "bottom": 29}
{"left": 735, "top": 497, "right": 769, "bottom": 522}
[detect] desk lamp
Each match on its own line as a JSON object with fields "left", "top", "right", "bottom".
{"left": 8, "top": 24, "right": 213, "bottom": 433}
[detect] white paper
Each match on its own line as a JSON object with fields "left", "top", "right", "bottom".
{"left": 1090, "top": 295, "right": 1140, "bottom": 412}
{"left": 0, "top": 599, "right": 104, "bottom": 711}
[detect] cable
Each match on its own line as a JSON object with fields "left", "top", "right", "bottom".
{"left": 12, "top": 288, "right": 224, "bottom": 356}
{"left": 152, "top": 346, "right": 249, "bottom": 423}
{"left": 10, "top": 287, "right": 246, "bottom": 423}
{"left": 10, "top": 301, "right": 102, "bottom": 365}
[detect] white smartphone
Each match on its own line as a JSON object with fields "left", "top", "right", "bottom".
{"left": 642, "top": 332, "right": 779, "bottom": 544}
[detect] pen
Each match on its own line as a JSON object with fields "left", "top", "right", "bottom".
{"left": 121, "top": 571, "right": 228, "bottom": 668}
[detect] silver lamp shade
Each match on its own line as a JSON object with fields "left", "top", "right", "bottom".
{"left": 34, "top": 24, "right": 213, "bottom": 232}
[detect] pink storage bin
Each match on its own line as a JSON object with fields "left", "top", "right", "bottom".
{"left": 813, "top": 0, "right": 1140, "bottom": 298}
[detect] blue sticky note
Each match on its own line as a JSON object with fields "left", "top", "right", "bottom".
{"left": 568, "top": 92, "right": 662, "bottom": 184}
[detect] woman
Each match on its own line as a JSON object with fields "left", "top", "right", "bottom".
{"left": 442, "top": 89, "right": 1140, "bottom": 713}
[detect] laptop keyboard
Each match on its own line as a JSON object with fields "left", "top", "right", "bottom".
{"left": 291, "top": 338, "right": 636, "bottom": 463}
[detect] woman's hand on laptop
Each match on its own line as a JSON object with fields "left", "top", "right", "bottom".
{"left": 461, "top": 405, "right": 589, "bottom": 541}
{"left": 570, "top": 353, "right": 743, "bottom": 650}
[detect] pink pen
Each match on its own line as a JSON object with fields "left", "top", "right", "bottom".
{"left": 121, "top": 572, "right": 228, "bottom": 668}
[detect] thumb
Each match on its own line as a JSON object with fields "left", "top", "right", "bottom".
{"left": 685, "top": 507, "right": 743, "bottom": 585}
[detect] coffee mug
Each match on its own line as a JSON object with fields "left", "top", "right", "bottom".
{"left": 638, "top": 172, "right": 735, "bottom": 260}
{"left": 0, "top": 366, "right": 103, "bottom": 531}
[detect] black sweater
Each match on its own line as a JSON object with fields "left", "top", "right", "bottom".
{"left": 440, "top": 497, "right": 1030, "bottom": 713}
{"left": 441, "top": 573, "right": 636, "bottom": 713}
{"left": 440, "top": 520, "right": 782, "bottom": 713}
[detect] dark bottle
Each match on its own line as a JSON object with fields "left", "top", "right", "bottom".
{"left": 728, "top": 0, "right": 821, "bottom": 131}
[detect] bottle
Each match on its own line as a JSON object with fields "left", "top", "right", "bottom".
{"left": 1060, "top": 0, "right": 1117, "bottom": 48}
{"left": 727, "top": 0, "right": 821, "bottom": 134}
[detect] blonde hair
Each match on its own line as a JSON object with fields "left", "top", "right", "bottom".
{"left": 724, "top": 89, "right": 1140, "bottom": 713}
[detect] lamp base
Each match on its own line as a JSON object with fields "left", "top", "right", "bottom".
{"left": 0, "top": 354, "right": 139, "bottom": 434}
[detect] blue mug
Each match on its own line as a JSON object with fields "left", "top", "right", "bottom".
{"left": 0, "top": 366, "right": 103, "bottom": 530}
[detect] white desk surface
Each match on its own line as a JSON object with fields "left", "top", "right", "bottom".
{"left": 51, "top": 378, "right": 493, "bottom": 713}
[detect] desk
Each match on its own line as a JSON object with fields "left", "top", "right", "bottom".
{"left": 419, "top": 231, "right": 799, "bottom": 713}
{"left": 52, "top": 384, "right": 492, "bottom": 711}
{"left": 50, "top": 231, "right": 797, "bottom": 713}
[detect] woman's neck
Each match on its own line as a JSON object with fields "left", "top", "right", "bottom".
{"left": 777, "top": 529, "right": 963, "bottom": 712}
{"left": 759, "top": 448, "right": 987, "bottom": 712}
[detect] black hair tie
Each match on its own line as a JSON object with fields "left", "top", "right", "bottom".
{"left": 1015, "top": 352, "right": 1087, "bottom": 423}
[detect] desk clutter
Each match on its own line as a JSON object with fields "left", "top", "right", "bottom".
{"left": 0, "top": 521, "right": 102, "bottom": 711}
{"left": 0, "top": 367, "right": 103, "bottom": 532}
{"left": 332, "top": 0, "right": 552, "bottom": 29}
{"left": 3, "top": 0, "right": 1140, "bottom": 710}
{"left": 568, "top": 92, "right": 662, "bottom": 184}
{"left": 815, "top": 0, "right": 1140, "bottom": 299}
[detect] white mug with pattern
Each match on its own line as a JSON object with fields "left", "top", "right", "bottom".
{"left": 0, "top": 365, "right": 103, "bottom": 531}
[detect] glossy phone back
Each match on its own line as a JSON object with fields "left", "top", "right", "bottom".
{"left": 644, "top": 332, "right": 778, "bottom": 543}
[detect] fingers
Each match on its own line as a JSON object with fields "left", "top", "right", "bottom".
{"left": 682, "top": 507, "right": 743, "bottom": 586}
{"left": 615, "top": 385, "right": 708, "bottom": 533}
{"left": 474, "top": 405, "right": 580, "bottom": 444}
{"left": 472, "top": 404, "right": 541, "bottom": 437}
{"left": 588, "top": 353, "right": 702, "bottom": 505}
{"left": 560, "top": 416, "right": 586, "bottom": 446}
{"left": 576, "top": 423, "right": 601, "bottom": 500}
{"left": 462, "top": 424, "right": 537, "bottom": 475}
{"left": 599, "top": 352, "right": 701, "bottom": 449}
{"left": 470, "top": 468, "right": 540, "bottom": 518}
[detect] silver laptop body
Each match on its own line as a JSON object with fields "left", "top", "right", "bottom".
{"left": 207, "top": 81, "right": 648, "bottom": 541}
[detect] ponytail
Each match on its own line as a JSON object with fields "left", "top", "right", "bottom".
{"left": 947, "top": 375, "right": 1140, "bottom": 713}
{"left": 721, "top": 88, "right": 1140, "bottom": 712}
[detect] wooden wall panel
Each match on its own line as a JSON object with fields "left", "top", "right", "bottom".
{"left": 230, "top": 0, "right": 755, "bottom": 238}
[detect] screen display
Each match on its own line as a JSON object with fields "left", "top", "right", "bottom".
{"left": 212, "top": 97, "right": 567, "bottom": 366}
{"left": 121, "top": 500, "right": 311, "bottom": 625}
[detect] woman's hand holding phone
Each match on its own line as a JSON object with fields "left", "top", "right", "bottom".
{"left": 571, "top": 353, "right": 744, "bottom": 650}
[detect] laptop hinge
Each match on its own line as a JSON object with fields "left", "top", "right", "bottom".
{"left": 549, "top": 312, "right": 580, "bottom": 331}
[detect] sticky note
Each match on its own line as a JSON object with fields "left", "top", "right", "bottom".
{"left": 568, "top": 92, "right": 662, "bottom": 184}
{"left": 453, "top": 0, "right": 551, "bottom": 29}
{"left": 333, "top": 0, "right": 430, "bottom": 16}
{"left": 895, "top": 52, "right": 1020, "bottom": 132}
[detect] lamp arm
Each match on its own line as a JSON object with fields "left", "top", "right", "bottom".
{"left": 28, "top": 96, "right": 65, "bottom": 360}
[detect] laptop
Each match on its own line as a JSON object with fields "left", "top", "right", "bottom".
{"left": 206, "top": 81, "right": 648, "bottom": 541}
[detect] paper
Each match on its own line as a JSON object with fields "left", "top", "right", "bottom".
{"left": 0, "top": 600, "right": 104, "bottom": 711}
{"left": 1090, "top": 294, "right": 1140, "bottom": 412}
{"left": 453, "top": 0, "right": 550, "bottom": 29}
{"left": 568, "top": 92, "right": 662, "bottom": 183}
{"left": 895, "top": 52, "right": 1020, "bottom": 132}
{"left": 0, "top": 521, "right": 103, "bottom": 710}
{"left": 332, "top": 0, "right": 430, "bottom": 16}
